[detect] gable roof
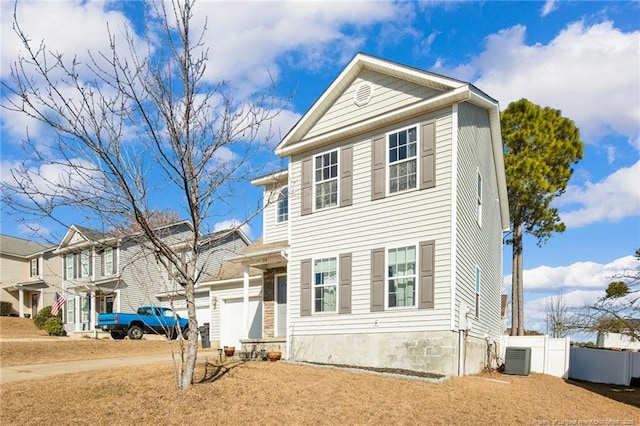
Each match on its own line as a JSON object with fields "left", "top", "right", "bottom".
{"left": 276, "top": 52, "right": 496, "bottom": 157}
{"left": 0, "top": 234, "right": 52, "bottom": 258}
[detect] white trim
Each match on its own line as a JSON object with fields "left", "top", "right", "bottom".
{"left": 275, "top": 186, "right": 289, "bottom": 224}
{"left": 385, "top": 242, "right": 419, "bottom": 310}
{"left": 251, "top": 170, "right": 289, "bottom": 187}
{"left": 386, "top": 123, "right": 420, "bottom": 196}
{"left": 450, "top": 103, "right": 459, "bottom": 330}
{"left": 312, "top": 148, "right": 340, "bottom": 212}
{"left": 312, "top": 255, "right": 339, "bottom": 314}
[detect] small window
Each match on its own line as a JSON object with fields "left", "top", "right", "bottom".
{"left": 314, "top": 150, "right": 338, "bottom": 210}
{"left": 66, "top": 298, "right": 75, "bottom": 323}
{"left": 104, "top": 248, "right": 114, "bottom": 276}
{"left": 388, "top": 246, "right": 416, "bottom": 308}
{"left": 475, "top": 267, "right": 481, "bottom": 318}
{"left": 65, "top": 255, "right": 73, "bottom": 280}
{"left": 314, "top": 257, "right": 337, "bottom": 312}
{"left": 30, "top": 258, "right": 39, "bottom": 277}
{"left": 80, "top": 251, "right": 90, "bottom": 278}
{"left": 476, "top": 171, "right": 483, "bottom": 226}
{"left": 276, "top": 186, "right": 288, "bottom": 223}
{"left": 388, "top": 126, "right": 418, "bottom": 194}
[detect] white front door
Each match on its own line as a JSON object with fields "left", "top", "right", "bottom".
{"left": 275, "top": 275, "right": 287, "bottom": 337}
{"left": 221, "top": 297, "right": 262, "bottom": 348}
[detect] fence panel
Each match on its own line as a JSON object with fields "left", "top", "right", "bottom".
{"left": 569, "top": 347, "right": 632, "bottom": 386}
{"left": 500, "top": 335, "right": 570, "bottom": 378}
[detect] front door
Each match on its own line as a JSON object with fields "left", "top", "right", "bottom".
{"left": 31, "top": 293, "right": 39, "bottom": 318}
{"left": 276, "top": 275, "right": 287, "bottom": 337}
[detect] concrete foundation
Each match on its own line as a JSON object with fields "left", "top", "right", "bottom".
{"left": 290, "top": 330, "right": 490, "bottom": 376}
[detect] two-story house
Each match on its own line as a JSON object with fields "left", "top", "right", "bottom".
{"left": 55, "top": 222, "right": 250, "bottom": 334}
{"left": 0, "top": 234, "right": 60, "bottom": 318}
{"left": 212, "top": 54, "right": 509, "bottom": 377}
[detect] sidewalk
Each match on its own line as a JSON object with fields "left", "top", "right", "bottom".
{"left": 0, "top": 349, "right": 219, "bottom": 385}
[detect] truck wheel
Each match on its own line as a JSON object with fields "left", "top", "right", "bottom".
{"left": 110, "top": 331, "right": 126, "bottom": 340}
{"left": 127, "top": 325, "right": 144, "bottom": 340}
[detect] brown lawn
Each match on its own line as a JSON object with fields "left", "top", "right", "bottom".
{"left": 1, "top": 317, "right": 639, "bottom": 425}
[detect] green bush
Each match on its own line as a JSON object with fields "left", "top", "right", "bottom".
{"left": 33, "top": 306, "right": 54, "bottom": 329}
{"left": 0, "top": 301, "right": 14, "bottom": 316}
{"left": 44, "top": 317, "right": 65, "bottom": 336}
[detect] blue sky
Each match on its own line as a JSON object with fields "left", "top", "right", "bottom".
{"left": 1, "top": 0, "right": 639, "bottom": 336}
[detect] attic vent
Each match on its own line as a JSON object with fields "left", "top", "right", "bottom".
{"left": 353, "top": 82, "right": 373, "bottom": 106}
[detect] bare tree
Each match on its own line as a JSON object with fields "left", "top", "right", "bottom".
{"left": 545, "top": 288, "right": 570, "bottom": 338}
{"left": 573, "top": 249, "right": 640, "bottom": 342}
{"left": 1, "top": 0, "right": 283, "bottom": 389}
{"left": 111, "top": 208, "right": 181, "bottom": 236}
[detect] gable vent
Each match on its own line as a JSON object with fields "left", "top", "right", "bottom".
{"left": 353, "top": 82, "right": 373, "bottom": 106}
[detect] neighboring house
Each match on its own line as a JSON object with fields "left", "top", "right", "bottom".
{"left": 597, "top": 320, "right": 640, "bottom": 350}
{"left": 54, "top": 222, "right": 250, "bottom": 334}
{"left": 0, "top": 234, "right": 60, "bottom": 318}
{"left": 212, "top": 53, "right": 510, "bottom": 376}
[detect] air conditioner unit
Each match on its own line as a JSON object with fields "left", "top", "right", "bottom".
{"left": 503, "top": 347, "right": 531, "bottom": 376}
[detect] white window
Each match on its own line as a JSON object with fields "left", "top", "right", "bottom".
{"left": 66, "top": 298, "right": 75, "bottom": 323}
{"left": 104, "top": 248, "right": 114, "bottom": 276}
{"left": 475, "top": 267, "right": 481, "bottom": 318}
{"left": 80, "top": 251, "right": 90, "bottom": 278}
{"left": 476, "top": 171, "right": 483, "bottom": 226}
{"left": 81, "top": 297, "right": 90, "bottom": 323}
{"left": 388, "top": 126, "right": 418, "bottom": 194}
{"left": 314, "top": 150, "right": 338, "bottom": 210}
{"left": 30, "top": 258, "right": 39, "bottom": 277}
{"left": 388, "top": 246, "right": 416, "bottom": 308}
{"left": 65, "top": 255, "right": 73, "bottom": 280}
{"left": 314, "top": 257, "right": 337, "bottom": 312}
{"left": 276, "top": 186, "right": 288, "bottom": 223}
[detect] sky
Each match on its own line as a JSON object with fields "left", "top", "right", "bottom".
{"left": 1, "top": 0, "right": 639, "bottom": 338}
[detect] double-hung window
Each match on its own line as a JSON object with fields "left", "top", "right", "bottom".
{"left": 276, "top": 186, "right": 288, "bottom": 223}
{"left": 314, "top": 257, "right": 337, "bottom": 312}
{"left": 65, "top": 255, "right": 74, "bottom": 280}
{"left": 388, "top": 246, "right": 416, "bottom": 308}
{"left": 66, "top": 298, "right": 75, "bottom": 323}
{"left": 475, "top": 267, "right": 481, "bottom": 318}
{"left": 80, "top": 251, "right": 90, "bottom": 278}
{"left": 476, "top": 171, "right": 483, "bottom": 226}
{"left": 314, "top": 150, "right": 338, "bottom": 210}
{"left": 30, "top": 258, "right": 39, "bottom": 277}
{"left": 104, "top": 248, "right": 114, "bottom": 276}
{"left": 388, "top": 126, "right": 418, "bottom": 194}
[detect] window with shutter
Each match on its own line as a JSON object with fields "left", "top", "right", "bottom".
{"left": 370, "top": 248, "right": 385, "bottom": 312}
{"left": 300, "top": 259, "right": 312, "bottom": 316}
{"left": 418, "top": 240, "right": 435, "bottom": 309}
{"left": 339, "top": 253, "right": 352, "bottom": 314}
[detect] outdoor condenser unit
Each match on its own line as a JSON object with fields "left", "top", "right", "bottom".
{"left": 503, "top": 347, "right": 531, "bottom": 376}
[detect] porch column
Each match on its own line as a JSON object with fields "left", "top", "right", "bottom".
{"left": 18, "top": 288, "right": 24, "bottom": 317}
{"left": 90, "top": 291, "right": 96, "bottom": 331}
{"left": 243, "top": 264, "right": 249, "bottom": 338}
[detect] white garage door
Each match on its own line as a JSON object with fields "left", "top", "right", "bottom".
{"left": 221, "top": 297, "right": 262, "bottom": 348}
{"left": 175, "top": 294, "right": 210, "bottom": 329}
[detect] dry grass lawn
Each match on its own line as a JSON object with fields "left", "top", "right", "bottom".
{"left": 1, "top": 317, "right": 639, "bottom": 425}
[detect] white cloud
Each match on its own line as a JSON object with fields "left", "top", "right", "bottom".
{"left": 503, "top": 254, "right": 637, "bottom": 293}
{"left": 435, "top": 21, "right": 640, "bottom": 145}
{"left": 541, "top": 0, "right": 558, "bottom": 17}
{"left": 555, "top": 160, "right": 640, "bottom": 228}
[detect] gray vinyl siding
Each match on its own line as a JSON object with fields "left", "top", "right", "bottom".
{"left": 305, "top": 69, "right": 444, "bottom": 140}
{"left": 288, "top": 107, "right": 454, "bottom": 336}
{"left": 262, "top": 182, "right": 288, "bottom": 244}
{"left": 454, "top": 102, "right": 503, "bottom": 337}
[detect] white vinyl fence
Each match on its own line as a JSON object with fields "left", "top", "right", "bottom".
{"left": 499, "top": 335, "right": 570, "bottom": 378}
{"left": 569, "top": 346, "right": 640, "bottom": 386}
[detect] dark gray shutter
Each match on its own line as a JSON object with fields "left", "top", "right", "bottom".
{"left": 63, "top": 255, "right": 67, "bottom": 280}
{"left": 300, "top": 259, "right": 312, "bottom": 316}
{"left": 371, "top": 134, "right": 386, "bottom": 201}
{"left": 340, "top": 146, "right": 353, "bottom": 207}
{"left": 419, "top": 240, "right": 435, "bottom": 309}
{"left": 89, "top": 252, "right": 93, "bottom": 276}
{"left": 74, "top": 253, "right": 79, "bottom": 279}
{"left": 112, "top": 248, "right": 118, "bottom": 275}
{"left": 420, "top": 121, "right": 436, "bottom": 190}
{"left": 301, "top": 157, "right": 313, "bottom": 216}
{"left": 101, "top": 251, "right": 105, "bottom": 277}
{"left": 370, "top": 248, "right": 385, "bottom": 312}
{"left": 339, "top": 253, "right": 352, "bottom": 314}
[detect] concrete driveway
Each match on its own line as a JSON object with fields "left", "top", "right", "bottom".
{"left": 0, "top": 349, "right": 218, "bottom": 385}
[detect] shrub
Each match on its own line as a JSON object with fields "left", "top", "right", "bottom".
{"left": 33, "top": 306, "right": 54, "bottom": 329}
{"left": 44, "top": 317, "right": 65, "bottom": 336}
{"left": 0, "top": 301, "right": 14, "bottom": 316}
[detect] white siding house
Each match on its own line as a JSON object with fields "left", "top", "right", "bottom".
{"left": 214, "top": 54, "right": 508, "bottom": 376}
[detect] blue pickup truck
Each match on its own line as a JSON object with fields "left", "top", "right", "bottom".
{"left": 97, "top": 306, "right": 189, "bottom": 340}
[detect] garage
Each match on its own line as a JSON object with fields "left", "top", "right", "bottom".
{"left": 221, "top": 297, "right": 262, "bottom": 348}
{"left": 174, "top": 292, "right": 210, "bottom": 329}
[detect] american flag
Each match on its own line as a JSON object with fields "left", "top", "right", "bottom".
{"left": 51, "top": 292, "right": 66, "bottom": 316}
